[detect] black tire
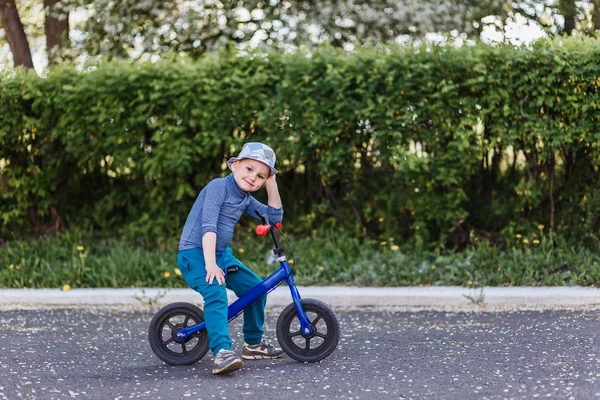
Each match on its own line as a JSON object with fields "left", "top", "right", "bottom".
{"left": 148, "top": 302, "right": 209, "bottom": 365}
{"left": 276, "top": 298, "right": 340, "bottom": 362}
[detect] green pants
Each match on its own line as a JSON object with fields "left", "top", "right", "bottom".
{"left": 177, "top": 247, "right": 265, "bottom": 355}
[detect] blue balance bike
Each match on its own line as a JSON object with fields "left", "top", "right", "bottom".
{"left": 148, "top": 213, "right": 340, "bottom": 365}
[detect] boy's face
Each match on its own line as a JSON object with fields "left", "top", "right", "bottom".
{"left": 231, "top": 159, "right": 271, "bottom": 192}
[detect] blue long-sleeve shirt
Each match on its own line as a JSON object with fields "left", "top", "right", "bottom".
{"left": 179, "top": 174, "right": 284, "bottom": 251}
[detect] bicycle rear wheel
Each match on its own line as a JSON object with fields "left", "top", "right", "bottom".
{"left": 148, "top": 302, "right": 209, "bottom": 365}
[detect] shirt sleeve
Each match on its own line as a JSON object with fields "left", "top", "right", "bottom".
{"left": 200, "top": 179, "right": 227, "bottom": 237}
{"left": 245, "top": 196, "right": 284, "bottom": 225}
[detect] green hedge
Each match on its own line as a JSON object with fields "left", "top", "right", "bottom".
{"left": 1, "top": 37, "right": 600, "bottom": 248}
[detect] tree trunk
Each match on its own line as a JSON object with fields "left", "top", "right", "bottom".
{"left": 592, "top": 0, "right": 600, "bottom": 30}
{"left": 44, "top": 0, "right": 69, "bottom": 64}
{"left": 559, "top": 0, "right": 577, "bottom": 34}
{"left": 0, "top": 0, "right": 33, "bottom": 68}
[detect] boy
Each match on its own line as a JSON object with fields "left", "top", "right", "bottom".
{"left": 177, "top": 142, "right": 284, "bottom": 375}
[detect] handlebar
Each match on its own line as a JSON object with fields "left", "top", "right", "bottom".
{"left": 253, "top": 210, "right": 288, "bottom": 258}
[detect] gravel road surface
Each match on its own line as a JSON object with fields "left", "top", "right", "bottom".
{"left": 1, "top": 305, "right": 600, "bottom": 399}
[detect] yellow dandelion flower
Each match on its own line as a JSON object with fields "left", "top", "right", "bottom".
{"left": 318, "top": 266, "right": 325, "bottom": 271}
{"left": 467, "top": 280, "right": 473, "bottom": 286}
{"left": 391, "top": 245, "right": 399, "bottom": 251}
{"left": 538, "top": 225, "right": 544, "bottom": 230}
{"left": 9, "top": 264, "right": 14, "bottom": 269}
{"left": 497, "top": 267, "right": 502, "bottom": 271}
{"left": 62, "top": 284, "right": 71, "bottom": 292}
{"left": 533, "top": 239, "right": 540, "bottom": 245}
{"left": 174, "top": 268, "right": 182, "bottom": 276}
{"left": 380, "top": 241, "right": 388, "bottom": 246}
{"left": 238, "top": 248, "right": 245, "bottom": 254}
{"left": 77, "top": 246, "right": 85, "bottom": 251}
{"left": 163, "top": 272, "right": 171, "bottom": 278}
{"left": 28, "top": 279, "right": 33, "bottom": 284}
{"left": 431, "top": 265, "right": 436, "bottom": 270}
{"left": 516, "top": 234, "right": 522, "bottom": 238}
{"left": 289, "top": 259, "right": 294, "bottom": 264}
{"left": 388, "top": 237, "right": 395, "bottom": 242}
{"left": 16, "top": 265, "right": 20, "bottom": 270}
{"left": 378, "top": 217, "right": 384, "bottom": 223}
{"left": 522, "top": 239, "right": 529, "bottom": 244}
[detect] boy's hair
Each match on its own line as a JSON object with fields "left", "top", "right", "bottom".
{"left": 227, "top": 142, "right": 278, "bottom": 175}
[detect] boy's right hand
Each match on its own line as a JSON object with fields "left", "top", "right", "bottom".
{"left": 205, "top": 263, "right": 225, "bottom": 285}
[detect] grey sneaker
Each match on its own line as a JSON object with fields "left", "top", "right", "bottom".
{"left": 242, "top": 341, "right": 284, "bottom": 360}
{"left": 212, "top": 349, "right": 243, "bottom": 375}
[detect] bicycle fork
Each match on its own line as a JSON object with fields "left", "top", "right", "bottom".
{"left": 285, "top": 270, "right": 314, "bottom": 336}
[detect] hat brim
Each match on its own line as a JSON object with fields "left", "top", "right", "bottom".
{"left": 227, "top": 156, "right": 278, "bottom": 175}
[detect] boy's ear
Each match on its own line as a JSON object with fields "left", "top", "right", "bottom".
{"left": 231, "top": 160, "right": 238, "bottom": 171}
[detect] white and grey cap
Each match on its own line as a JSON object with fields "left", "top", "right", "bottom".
{"left": 227, "top": 142, "right": 278, "bottom": 175}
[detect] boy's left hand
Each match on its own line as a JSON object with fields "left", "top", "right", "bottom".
{"left": 264, "top": 174, "right": 277, "bottom": 189}
{"left": 265, "top": 173, "right": 282, "bottom": 209}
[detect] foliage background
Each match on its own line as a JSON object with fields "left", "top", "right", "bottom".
{"left": 2, "top": 37, "right": 600, "bottom": 288}
{"left": 2, "top": 37, "right": 600, "bottom": 250}
{"left": 0, "top": 38, "right": 600, "bottom": 287}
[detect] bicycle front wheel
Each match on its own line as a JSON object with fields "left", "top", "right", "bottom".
{"left": 276, "top": 298, "right": 340, "bottom": 363}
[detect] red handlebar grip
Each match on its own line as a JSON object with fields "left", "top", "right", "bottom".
{"left": 255, "top": 224, "right": 270, "bottom": 236}
{"left": 255, "top": 222, "right": 283, "bottom": 236}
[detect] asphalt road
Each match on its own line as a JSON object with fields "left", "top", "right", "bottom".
{"left": 1, "top": 306, "right": 599, "bottom": 400}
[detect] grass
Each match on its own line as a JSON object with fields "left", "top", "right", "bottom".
{"left": 1, "top": 228, "right": 599, "bottom": 289}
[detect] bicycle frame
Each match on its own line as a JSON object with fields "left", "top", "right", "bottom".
{"left": 175, "top": 225, "right": 313, "bottom": 341}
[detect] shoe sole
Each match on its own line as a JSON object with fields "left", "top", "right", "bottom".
{"left": 212, "top": 359, "right": 243, "bottom": 375}
{"left": 242, "top": 353, "right": 283, "bottom": 360}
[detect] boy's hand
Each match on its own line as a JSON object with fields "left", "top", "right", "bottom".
{"left": 265, "top": 174, "right": 277, "bottom": 188}
{"left": 265, "top": 174, "right": 282, "bottom": 209}
{"left": 205, "top": 263, "right": 225, "bottom": 285}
